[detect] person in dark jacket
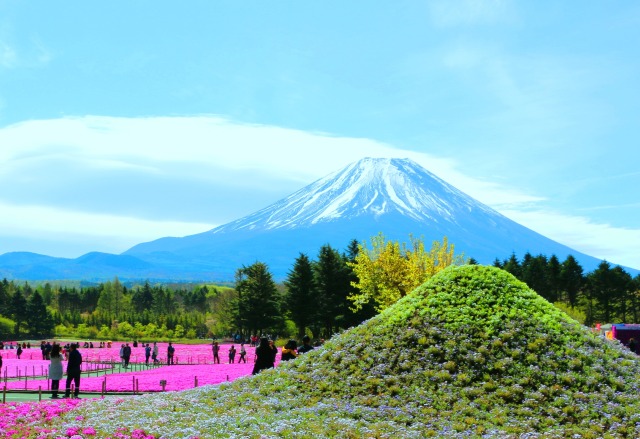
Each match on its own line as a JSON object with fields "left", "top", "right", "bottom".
{"left": 122, "top": 343, "right": 132, "bottom": 368}
{"left": 252, "top": 337, "right": 275, "bottom": 375}
{"left": 298, "top": 335, "right": 314, "bottom": 354}
{"left": 64, "top": 344, "right": 82, "bottom": 398}
{"left": 167, "top": 342, "right": 175, "bottom": 365}
{"left": 628, "top": 338, "right": 638, "bottom": 354}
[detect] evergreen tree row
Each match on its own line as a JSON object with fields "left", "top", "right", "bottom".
{"left": 494, "top": 253, "right": 640, "bottom": 325}
{"left": 1, "top": 244, "right": 638, "bottom": 341}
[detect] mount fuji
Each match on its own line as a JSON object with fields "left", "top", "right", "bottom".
{"left": 0, "top": 158, "right": 633, "bottom": 281}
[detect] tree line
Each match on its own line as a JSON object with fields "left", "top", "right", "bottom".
{"left": 1, "top": 235, "right": 638, "bottom": 341}
{"left": 493, "top": 253, "right": 640, "bottom": 326}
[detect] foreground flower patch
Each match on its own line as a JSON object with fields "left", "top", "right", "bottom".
{"left": 0, "top": 398, "right": 83, "bottom": 438}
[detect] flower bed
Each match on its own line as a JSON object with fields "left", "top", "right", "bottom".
{"left": 0, "top": 398, "right": 84, "bottom": 438}
{"left": 1, "top": 362, "right": 266, "bottom": 392}
{"left": 1, "top": 342, "right": 253, "bottom": 364}
{"left": 0, "top": 398, "right": 158, "bottom": 439}
{"left": 1, "top": 342, "right": 274, "bottom": 393}
{"left": 1, "top": 359, "right": 113, "bottom": 380}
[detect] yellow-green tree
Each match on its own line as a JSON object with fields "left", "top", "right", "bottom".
{"left": 348, "top": 233, "right": 463, "bottom": 311}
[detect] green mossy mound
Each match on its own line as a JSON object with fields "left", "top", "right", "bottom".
{"left": 52, "top": 266, "right": 640, "bottom": 438}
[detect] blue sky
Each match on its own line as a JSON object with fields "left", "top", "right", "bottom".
{"left": 1, "top": 0, "right": 639, "bottom": 270}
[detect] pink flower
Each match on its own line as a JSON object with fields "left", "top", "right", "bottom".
{"left": 83, "top": 426, "right": 97, "bottom": 435}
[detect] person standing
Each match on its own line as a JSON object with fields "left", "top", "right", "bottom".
{"left": 144, "top": 343, "right": 151, "bottom": 365}
{"left": 48, "top": 343, "right": 63, "bottom": 399}
{"left": 228, "top": 345, "right": 236, "bottom": 363}
{"left": 252, "top": 337, "right": 275, "bottom": 375}
{"left": 628, "top": 338, "right": 638, "bottom": 354}
{"left": 152, "top": 342, "right": 159, "bottom": 364}
{"left": 239, "top": 343, "right": 247, "bottom": 363}
{"left": 167, "top": 342, "right": 175, "bottom": 365}
{"left": 119, "top": 344, "right": 125, "bottom": 366}
{"left": 64, "top": 344, "right": 82, "bottom": 399}
{"left": 212, "top": 341, "right": 220, "bottom": 364}
{"left": 16, "top": 344, "right": 22, "bottom": 359}
{"left": 122, "top": 343, "right": 132, "bottom": 368}
{"left": 269, "top": 339, "right": 278, "bottom": 365}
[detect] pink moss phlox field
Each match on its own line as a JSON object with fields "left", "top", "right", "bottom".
{"left": 0, "top": 398, "right": 82, "bottom": 438}
{"left": 1, "top": 342, "right": 258, "bottom": 378}
{"left": 0, "top": 399, "right": 161, "bottom": 438}
{"left": 73, "top": 342, "right": 254, "bottom": 364}
{"left": 1, "top": 342, "right": 253, "bottom": 364}
{"left": 3, "top": 362, "right": 264, "bottom": 392}
{"left": 2, "top": 343, "right": 273, "bottom": 392}
{"left": 1, "top": 360, "right": 58, "bottom": 379}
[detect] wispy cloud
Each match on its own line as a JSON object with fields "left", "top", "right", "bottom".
{"left": 0, "top": 201, "right": 214, "bottom": 258}
{"left": 0, "top": 115, "right": 638, "bottom": 270}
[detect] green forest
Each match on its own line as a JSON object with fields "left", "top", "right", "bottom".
{"left": 0, "top": 236, "right": 638, "bottom": 342}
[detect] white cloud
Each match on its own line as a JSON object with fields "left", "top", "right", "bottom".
{"left": 0, "top": 115, "right": 474, "bottom": 188}
{"left": 0, "top": 115, "right": 637, "bottom": 271}
{"left": 0, "top": 201, "right": 214, "bottom": 258}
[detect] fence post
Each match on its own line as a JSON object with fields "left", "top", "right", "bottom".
{"left": 194, "top": 376, "right": 198, "bottom": 388}
{"left": 38, "top": 385, "right": 42, "bottom": 402}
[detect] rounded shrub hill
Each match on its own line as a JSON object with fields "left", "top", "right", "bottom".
{"left": 46, "top": 265, "right": 640, "bottom": 438}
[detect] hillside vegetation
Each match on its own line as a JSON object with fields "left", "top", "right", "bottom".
{"left": 37, "top": 265, "right": 640, "bottom": 438}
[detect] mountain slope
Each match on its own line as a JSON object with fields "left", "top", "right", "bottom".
{"left": 29, "top": 265, "right": 640, "bottom": 437}
{"left": 124, "top": 157, "right": 623, "bottom": 279}
{"left": 0, "top": 157, "right": 635, "bottom": 280}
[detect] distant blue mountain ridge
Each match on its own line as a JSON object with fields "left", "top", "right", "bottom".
{"left": 1, "top": 157, "right": 637, "bottom": 281}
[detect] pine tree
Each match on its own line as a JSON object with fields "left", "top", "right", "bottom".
{"left": 314, "top": 245, "right": 351, "bottom": 336}
{"left": 560, "top": 255, "right": 584, "bottom": 307}
{"left": 9, "top": 289, "right": 28, "bottom": 337}
{"left": 133, "top": 281, "right": 154, "bottom": 313}
{"left": 26, "top": 291, "right": 54, "bottom": 337}
{"left": 0, "top": 279, "right": 9, "bottom": 313}
{"left": 235, "top": 262, "right": 281, "bottom": 335}
{"left": 546, "top": 255, "right": 562, "bottom": 303}
{"left": 285, "top": 253, "right": 317, "bottom": 338}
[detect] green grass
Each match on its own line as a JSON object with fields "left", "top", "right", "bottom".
{"left": 24, "top": 265, "right": 640, "bottom": 438}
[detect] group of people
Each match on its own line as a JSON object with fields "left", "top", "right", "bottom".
{"left": 47, "top": 342, "right": 83, "bottom": 399}
{"left": 252, "top": 335, "right": 316, "bottom": 375}
{"left": 119, "top": 341, "right": 167, "bottom": 365}
{"left": 212, "top": 341, "right": 247, "bottom": 364}
{"left": 0, "top": 341, "right": 31, "bottom": 350}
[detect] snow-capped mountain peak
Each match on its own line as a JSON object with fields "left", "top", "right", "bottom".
{"left": 212, "top": 157, "right": 499, "bottom": 233}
